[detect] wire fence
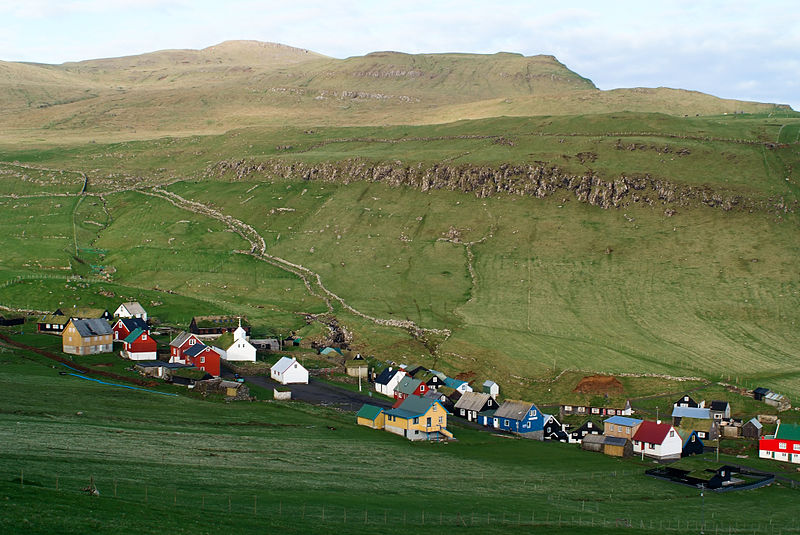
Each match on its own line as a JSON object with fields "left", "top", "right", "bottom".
{"left": 9, "top": 468, "right": 800, "bottom": 533}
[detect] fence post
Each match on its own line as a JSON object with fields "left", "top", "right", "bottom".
{"left": 145, "top": 485, "right": 148, "bottom": 503}
{"left": 20, "top": 468, "right": 23, "bottom": 487}
{"left": 254, "top": 495, "right": 257, "bottom": 515}
{"left": 55, "top": 475, "right": 59, "bottom": 491}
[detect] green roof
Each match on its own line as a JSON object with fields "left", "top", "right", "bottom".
{"left": 40, "top": 314, "right": 69, "bottom": 325}
{"left": 776, "top": 423, "right": 800, "bottom": 441}
{"left": 357, "top": 404, "right": 383, "bottom": 421}
{"left": 345, "top": 359, "right": 368, "bottom": 369}
{"left": 123, "top": 328, "right": 145, "bottom": 343}
{"left": 679, "top": 417, "right": 713, "bottom": 433}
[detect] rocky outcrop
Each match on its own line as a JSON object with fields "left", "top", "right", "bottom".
{"left": 208, "top": 158, "right": 793, "bottom": 213}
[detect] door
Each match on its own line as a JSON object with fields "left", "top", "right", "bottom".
{"left": 493, "top": 418, "right": 499, "bottom": 428}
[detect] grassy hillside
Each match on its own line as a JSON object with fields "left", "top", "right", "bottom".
{"left": 0, "top": 111, "right": 797, "bottom": 400}
{"left": 2, "top": 340, "right": 800, "bottom": 534}
{"left": 0, "top": 42, "right": 797, "bottom": 401}
{"left": 0, "top": 41, "right": 790, "bottom": 143}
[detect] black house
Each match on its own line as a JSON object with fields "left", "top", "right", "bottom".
{"left": 0, "top": 314, "right": 25, "bottom": 327}
{"left": 543, "top": 414, "right": 568, "bottom": 442}
{"left": 679, "top": 430, "right": 705, "bottom": 457}
{"left": 753, "top": 387, "right": 770, "bottom": 401}
{"left": 569, "top": 419, "right": 602, "bottom": 443}
{"left": 673, "top": 395, "right": 701, "bottom": 408}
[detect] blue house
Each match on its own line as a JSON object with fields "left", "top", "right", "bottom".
{"left": 488, "top": 400, "right": 545, "bottom": 440}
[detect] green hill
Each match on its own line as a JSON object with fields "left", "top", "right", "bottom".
{"left": 0, "top": 42, "right": 798, "bottom": 402}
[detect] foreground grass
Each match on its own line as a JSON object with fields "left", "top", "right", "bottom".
{"left": 2, "top": 345, "right": 800, "bottom": 534}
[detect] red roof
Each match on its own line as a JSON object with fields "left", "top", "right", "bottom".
{"left": 632, "top": 421, "right": 673, "bottom": 444}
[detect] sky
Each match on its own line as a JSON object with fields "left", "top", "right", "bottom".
{"left": 1, "top": 0, "right": 798, "bottom": 110}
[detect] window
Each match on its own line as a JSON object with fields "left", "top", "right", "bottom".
{"left": 504, "top": 420, "right": 509, "bottom": 426}
{"left": 779, "top": 442, "right": 787, "bottom": 450}
{"left": 413, "top": 417, "right": 419, "bottom": 424}
{"left": 669, "top": 430, "right": 674, "bottom": 437}
{"left": 142, "top": 334, "right": 147, "bottom": 340}
{"left": 626, "top": 428, "right": 630, "bottom": 435}
{"left": 793, "top": 444, "right": 800, "bottom": 452}
{"left": 201, "top": 357, "right": 205, "bottom": 363}
{"left": 420, "top": 385, "right": 425, "bottom": 391}
{"left": 426, "top": 417, "right": 431, "bottom": 427}
{"left": 634, "top": 440, "right": 639, "bottom": 446}
{"left": 438, "top": 417, "right": 443, "bottom": 424}
{"left": 530, "top": 410, "right": 537, "bottom": 417}
{"left": 433, "top": 405, "right": 437, "bottom": 411}
{"left": 648, "top": 443, "right": 655, "bottom": 449}
{"left": 189, "top": 339, "right": 195, "bottom": 345}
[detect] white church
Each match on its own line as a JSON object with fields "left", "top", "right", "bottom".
{"left": 221, "top": 321, "right": 257, "bottom": 362}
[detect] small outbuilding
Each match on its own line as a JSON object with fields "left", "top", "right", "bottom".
{"left": 270, "top": 356, "right": 308, "bottom": 385}
{"left": 482, "top": 380, "right": 499, "bottom": 398}
{"left": 357, "top": 404, "right": 385, "bottom": 429}
{"left": 742, "top": 418, "right": 763, "bottom": 439}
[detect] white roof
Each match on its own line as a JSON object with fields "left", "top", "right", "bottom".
{"left": 272, "top": 356, "right": 301, "bottom": 374}
{"left": 119, "top": 302, "right": 146, "bottom": 315}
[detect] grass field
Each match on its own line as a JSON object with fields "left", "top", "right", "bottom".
{"left": 3, "top": 339, "right": 800, "bottom": 534}
{"left": 0, "top": 111, "right": 798, "bottom": 401}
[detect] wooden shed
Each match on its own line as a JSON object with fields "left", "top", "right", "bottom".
{"left": 742, "top": 418, "right": 763, "bottom": 439}
{"left": 603, "top": 436, "right": 632, "bottom": 458}
{"left": 581, "top": 434, "right": 605, "bottom": 453}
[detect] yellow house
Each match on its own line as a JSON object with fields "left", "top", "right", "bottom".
{"left": 356, "top": 404, "right": 386, "bottom": 429}
{"left": 383, "top": 396, "right": 453, "bottom": 441}
{"left": 62, "top": 318, "right": 114, "bottom": 355}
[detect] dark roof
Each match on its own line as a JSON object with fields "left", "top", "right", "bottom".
{"left": 604, "top": 436, "right": 628, "bottom": 447}
{"left": 709, "top": 401, "right": 730, "bottom": 411}
{"left": 183, "top": 343, "right": 210, "bottom": 357}
{"left": 375, "top": 367, "right": 402, "bottom": 385}
{"left": 116, "top": 317, "right": 148, "bottom": 332}
{"left": 494, "top": 400, "right": 536, "bottom": 420}
{"left": 192, "top": 315, "right": 245, "bottom": 328}
{"left": 135, "top": 361, "right": 192, "bottom": 369}
{"left": 70, "top": 318, "right": 113, "bottom": 337}
{"left": 406, "top": 366, "right": 428, "bottom": 377}
{"left": 753, "top": 387, "right": 770, "bottom": 395}
{"left": 633, "top": 421, "right": 673, "bottom": 444}
{"left": 454, "top": 392, "right": 492, "bottom": 412}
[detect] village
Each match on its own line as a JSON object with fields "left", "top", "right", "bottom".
{"left": 8, "top": 300, "right": 799, "bottom": 493}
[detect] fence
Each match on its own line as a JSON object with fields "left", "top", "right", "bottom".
{"left": 9, "top": 468, "right": 800, "bottom": 533}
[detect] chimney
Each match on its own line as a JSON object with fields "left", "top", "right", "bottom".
{"left": 656, "top": 419, "right": 661, "bottom": 425}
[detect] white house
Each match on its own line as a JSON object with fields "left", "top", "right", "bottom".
{"left": 114, "top": 302, "right": 147, "bottom": 322}
{"left": 632, "top": 421, "right": 682, "bottom": 460}
{"left": 271, "top": 356, "right": 308, "bottom": 385}
{"left": 482, "top": 380, "right": 499, "bottom": 398}
{"left": 374, "top": 367, "right": 406, "bottom": 396}
{"left": 224, "top": 325, "right": 256, "bottom": 362}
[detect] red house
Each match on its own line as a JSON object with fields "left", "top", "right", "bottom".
{"left": 394, "top": 376, "right": 426, "bottom": 401}
{"left": 759, "top": 422, "right": 800, "bottom": 465}
{"left": 183, "top": 344, "right": 220, "bottom": 376}
{"left": 113, "top": 317, "right": 149, "bottom": 341}
{"left": 169, "top": 331, "right": 202, "bottom": 364}
{"left": 122, "top": 328, "right": 157, "bottom": 361}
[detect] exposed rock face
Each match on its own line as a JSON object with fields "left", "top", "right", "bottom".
{"left": 208, "top": 158, "right": 791, "bottom": 213}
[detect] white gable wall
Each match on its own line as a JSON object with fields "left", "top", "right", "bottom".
{"left": 225, "top": 339, "right": 256, "bottom": 362}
